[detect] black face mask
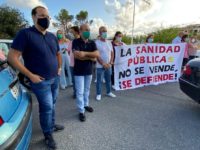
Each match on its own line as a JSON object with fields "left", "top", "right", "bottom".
{"left": 37, "top": 17, "right": 50, "bottom": 30}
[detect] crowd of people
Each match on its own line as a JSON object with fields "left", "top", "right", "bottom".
{"left": 5, "top": 5, "right": 200, "bottom": 150}
{"left": 172, "top": 31, "right": 199, "bottom": 67}
{"left": 7, "top": 6, "right": 119, "bottom": 149}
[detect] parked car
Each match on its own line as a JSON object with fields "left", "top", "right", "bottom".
{"left": 196, "top": 50, "right": 200, "bottom": 58}
{"left": 0, "top": 39, "right": 13, "bottom": 50}
{"left": 0, "top": 60, "right": 32, "bottom": 150}
{"left": 179, "top": 58, "right": 200, "bottom": 103}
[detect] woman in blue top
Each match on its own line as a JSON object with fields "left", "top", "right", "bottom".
{"left": 57, "top": 30, "right": 72, "bottom": 89}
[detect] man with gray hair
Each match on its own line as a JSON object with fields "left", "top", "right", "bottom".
{"left": 95, "top": 26, "right": 116, "bottom": 101}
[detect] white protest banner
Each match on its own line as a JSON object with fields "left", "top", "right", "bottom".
{"left": 114, "top": 43, "right": 186, "bottom": 90}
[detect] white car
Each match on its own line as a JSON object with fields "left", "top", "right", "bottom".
{"left": 196, "top": 50, "right": 200, "bottom": 58}
{"left": 0, "top": 39, "right": 13, "bottom": 49}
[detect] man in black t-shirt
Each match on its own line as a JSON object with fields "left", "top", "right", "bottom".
{"left": 72, "top": 24, "right": 99, "bottom": 122}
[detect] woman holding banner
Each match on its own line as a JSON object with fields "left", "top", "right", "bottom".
{"left": 111, "top": 31, "right": 125, "bottom": 87}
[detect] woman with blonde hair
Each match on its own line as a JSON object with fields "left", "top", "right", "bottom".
{"left": 57, "top": 29, "right": 72, "bottom": 89}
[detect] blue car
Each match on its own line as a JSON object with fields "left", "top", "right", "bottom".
{"left": 0, "top": 60, "right": 32, "bottom": 150}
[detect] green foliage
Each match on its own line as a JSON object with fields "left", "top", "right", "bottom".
{"left": 76, "top": 11, "right": 88, "bottom": 25}
{"left": 153, "top": 27, "right": 180, "bottom": 43}
{"left": 122, "top": 36, "right": 131, "bottom": 45}
{"left": 55, "top": 9, "right": 93, "bottom": 33}
{"left": 122, "top": 35, "right": 146, "bottom": 45}
{"left": 75, "top": 10, "right": 93, "bottom": 26}
{"left": 0, "top": 5, "right": 29, "bottom": 39}
{"left": 122, "top": 27, "right": 181, "bottom": 45}
{"left": 55, "top": 9, "right": 74, "bottom": 33}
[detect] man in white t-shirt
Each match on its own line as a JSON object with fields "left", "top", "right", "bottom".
{"left": 95, "top": 26, "right": 116, "bottom": 101}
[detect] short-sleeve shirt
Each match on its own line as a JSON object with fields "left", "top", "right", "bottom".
{"left": 95, "top": 40, "right": 113, "bottom": 68}
{"left": 172, "top": 36, "right": 181, "bottom": 44}
{"left": 11, "top": 26, "right": 60, "bottom": 80}
{"left": 72, "top": 38, "right": 97, "bottom": 76}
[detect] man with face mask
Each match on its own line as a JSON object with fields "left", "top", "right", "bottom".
{"left": 8, "top": 6, "right": 64, "bottom": 149}
{"left": 72, "top": 24, "right": 99, "bottom": 122}
{"left": 95, "top": 26, "right": 116, "bottom": 101}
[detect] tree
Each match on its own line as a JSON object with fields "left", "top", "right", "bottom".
{"left": 75, "top": 10, "right": 93, "bottom": 26}
{"left": 55, "top": 9, "right": 74, "bottom": 33}
{"left": 153, "top": 27, "right": 180, "bottom": 43}
{"left": 0, "top": 5, "right": 29, "bottom": 39}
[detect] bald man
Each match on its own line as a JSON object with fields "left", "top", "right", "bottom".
{"left": 72, "top": 24, "right": 99, "bottom": 122}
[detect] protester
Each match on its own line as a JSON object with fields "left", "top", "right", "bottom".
{"left": 188, "top": 36, "right": 198, "bottom": 60}
{"left": 57, "top": 29, "right": 72, "bottom": 90}
{"left": 8, "top": 6, "right": 64, "bottom": 149}
{"left": 72, "top": 24, "right": 99, "bottom": 122}
{"left": 95, "top": 26, "right": 116, "bottom": 101}
{"left": 94, "top": 35, "right": 105, "bottom": 84}
{"left": 172, "top": 31, "right": 184, "bottom": 44}
{"left": 111, "top": 31, "right": 125, "bottom": 86}
{"left": 146, "top": 34, "right": 154, "bottom": 43}
{"left": 68, "top": 26, "right": 80, "bottom": 98}
{"left": 181, "top": 34, "right": 189, "bottom": 66}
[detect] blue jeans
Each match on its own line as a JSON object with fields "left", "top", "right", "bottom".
{"left": 70, "top": 67, "right": 76, "bottom": 97}
{"left": 96, "top": 68, "right": 112, "bottom": 95}
{"left": 30, "top": 76, "right": 59, "bottom": 135}
{"left": 74, "top": 75, "right": 92, "bottom": 113}
{"left": 60, "top": 53, "right": 72, "bottom": 88}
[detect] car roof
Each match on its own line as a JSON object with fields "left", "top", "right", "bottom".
{"left": 0, "top": 39, "right": 13, "bottom": 43}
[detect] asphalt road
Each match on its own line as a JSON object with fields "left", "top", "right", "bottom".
{"left": 29, "top": 82, "right": 200, "bottom": 150}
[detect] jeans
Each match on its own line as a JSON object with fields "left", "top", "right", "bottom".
{"left": 70, "top": 67, "right": 76, "bottom": 97}
{"left": 96, "top": 68, "right": 112, "bottom": 95}
{"left": 60, "top": 53, "right": 72, "bottom": 88}
{"left": 30, "top": 76, "right": 59, "bottom": 135}
{"left": 74, "top": 75, "right": 92, "bottom": 113}
{"left": 111, "top": 65, "right": 114, "bottom": 86}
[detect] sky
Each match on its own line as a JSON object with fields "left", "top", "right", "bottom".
{"left": 0, "top": 0, "right": 200, "bottom": 37}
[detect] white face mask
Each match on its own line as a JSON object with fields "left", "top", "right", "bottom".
{"left": 68, "top": 32, "right": 75, "bottom": 40}
{"left": 191, "top": 39, "right": 196, "bottom": 43}
{"left": 116, "top": 37, "right": 122, "bottom": 42}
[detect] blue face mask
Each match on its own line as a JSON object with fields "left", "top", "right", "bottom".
{"left": 101, "top": 32, "right": 107, "bottom": 39}
{"left": 148, "top": 38, "right": 153, "bottom": 43}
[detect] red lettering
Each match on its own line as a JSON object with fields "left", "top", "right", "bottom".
{"left": 128, "top": 59, "right": 133, "bottom": 67}
{"left": 166, "top": 46, "right": 173, "bottom": 53}
{"left": 141, "top": 46, "right": 147, "bottom": 53}
{"left": 160, "top": 46, "right": 166, "bottom": 53}
{"left": 136, "top": 46, "right": 140, "bottom": 54}
{"left": 174, "top": 46, "right": 180, "bottom": 52}
{"left": 122, "top": 80, "right": 132, "bottom": 89}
